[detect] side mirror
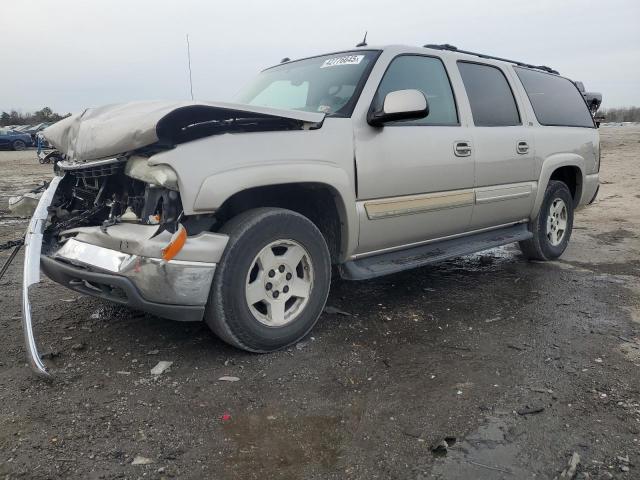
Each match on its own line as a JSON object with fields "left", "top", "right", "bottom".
{"left": 367, "top": 89, "right": 429, "bottom": 126}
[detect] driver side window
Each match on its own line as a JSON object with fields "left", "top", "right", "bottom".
{"left": 375, "top": 55, "right": 458, "bottom": 126}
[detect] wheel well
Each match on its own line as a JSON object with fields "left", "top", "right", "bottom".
{"left": 214, "top": 183, "right": 345, "bottom": 263}
{"left": 549, "top": 166, "right": 582, "bottom": 206}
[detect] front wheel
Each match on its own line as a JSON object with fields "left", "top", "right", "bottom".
{"left": 519, "top": 180, "right": 574, "bottom": 260}
{"left": 204, "top": 208, "right": 331, "bottom": 352}
{"left": 12, "top": 140, "right": 26, "bottom": 151}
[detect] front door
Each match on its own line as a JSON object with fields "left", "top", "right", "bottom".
{"left": 353, "top": 54, "right": 475, "bottom": 255}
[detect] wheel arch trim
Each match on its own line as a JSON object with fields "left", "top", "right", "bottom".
{"left": 532, "top": 154, "right": 585, "bottom": 217}
{"left": 193, "top": 163, "right": 357, "bottom": 260}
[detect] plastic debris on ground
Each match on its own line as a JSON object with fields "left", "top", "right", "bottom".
{"left": 150, "top": 361, "right": 173, "bottom": 375}
{"left": 131, "top": 455, "right": 154, "bottom": 465}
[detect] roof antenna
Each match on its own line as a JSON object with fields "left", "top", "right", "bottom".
{"left": 186, "top": 34, "right": 194, "bottom": 100}
{"left": 356, "top": 31, "right": 368, "bottom": 47}
{"left": 280, "top": 57, "right": 291, "bottom": 63}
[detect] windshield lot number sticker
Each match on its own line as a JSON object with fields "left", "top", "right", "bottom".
{"left": 321, "top": 55, "right": 364, "bottom": 68}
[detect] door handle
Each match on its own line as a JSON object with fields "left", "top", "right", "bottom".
{"left": 454, "top": 141, "right": 472, "bottom": 157}
{"left": 517, "top": 141, "right": 529, "bottom": 154}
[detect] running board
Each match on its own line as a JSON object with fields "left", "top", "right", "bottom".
{"left": 339, "top": 224, "right": 532, "bottom": 280}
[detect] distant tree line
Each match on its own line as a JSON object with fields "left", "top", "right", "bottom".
{"left": 0, "top": 107, "right": 71, "bottom": 127}
{"left": 2, "top": 105, "right": 638, "bottom": 126}
{"left": 596, "top": 106, "right": 640, "bottom": 123}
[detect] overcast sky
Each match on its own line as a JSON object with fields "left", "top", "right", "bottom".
{"left": 2, "top": 0, "right": 639, "bottom": 114}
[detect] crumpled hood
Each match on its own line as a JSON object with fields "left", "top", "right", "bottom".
{"left": 43, "top": 100, "right": 325, "bottom": 162}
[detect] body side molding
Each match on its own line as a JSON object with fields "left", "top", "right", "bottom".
{"left": 362, "top": 181, "right": 536, "bottom": 220}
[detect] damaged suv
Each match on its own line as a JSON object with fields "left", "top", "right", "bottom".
{"left": 23, "top": 44, "right": 600, "bottom": 374}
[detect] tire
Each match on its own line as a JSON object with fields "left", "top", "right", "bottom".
{"left": 519, "top": 180, "right": 574, "bottom": 261}
{"left": 12, "top": 140, "right": 26, "bottom": 151}
{"left": 204, "top": 208, "right": 331, "bottom": 352}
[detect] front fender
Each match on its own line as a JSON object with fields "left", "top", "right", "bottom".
{"left": 531, "top": 153, "right": 585, "bottom": 217}
{"left": 193, "top": 162, "right": 358, "bottom": 260}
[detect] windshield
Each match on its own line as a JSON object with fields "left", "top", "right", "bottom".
{"left": 236, "top": 50, "right": 380, "bottom": 117}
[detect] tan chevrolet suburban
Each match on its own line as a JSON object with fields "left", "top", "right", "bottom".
{"left": 22, "top": 43, "right": 600, "bottom": 375}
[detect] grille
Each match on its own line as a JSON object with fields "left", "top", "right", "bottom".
{"left": 70, "top": 162, "right": 124, "bottom": 179}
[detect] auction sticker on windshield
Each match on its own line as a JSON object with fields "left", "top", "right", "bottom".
{"left": 321, "top": 55, "right": 364, "bottom": 68}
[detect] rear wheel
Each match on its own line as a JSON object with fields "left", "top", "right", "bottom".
{"left": 12, "top": 140, "right": 26, "bottom": 151}
{"left": 519, "top": 180, "right": 574, "bottom": 260}
{"left": 204, "top": 208, "right": 331, "bottom": 352}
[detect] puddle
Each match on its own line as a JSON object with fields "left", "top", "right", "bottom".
{"left": 591, "top": 228, "right": 637, "bottom": 245}
{"left": 553, "top": 261, "right": 595, "bottom": 274}
{"left": 222, "top": 412, "right": 343, "bottom": 478}
{"left": 429, "top": 416, "right": 535, "bottom": 479}
{"left": 461, "top": 245, "right": 520, "bottom": 267}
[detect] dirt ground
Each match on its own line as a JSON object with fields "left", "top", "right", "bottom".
{"left": 1, "top": 126, "right": 639, "bottom": 480}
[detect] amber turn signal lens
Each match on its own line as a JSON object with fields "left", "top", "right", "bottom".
{"left": 161, "top": 224, "right": 187, "bottom": 261}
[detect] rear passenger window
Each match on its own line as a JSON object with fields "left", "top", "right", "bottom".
{"left": 458, "top": 62, "right": 520, "bottom": 126}
{"left": 375, "top": 55, "right": 458, "bottom": 125}
{"left": 514, "top": 67, "right": 594, "bottom": 128}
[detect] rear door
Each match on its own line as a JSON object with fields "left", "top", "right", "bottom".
{"left": 353, "top": 54, "right": 475, "bottom": 255}
{"left": 457, "top": 61, "right": 536, "bottom": 229}
{"left": 513, "top": 66, "right": 599, "bottom": 186}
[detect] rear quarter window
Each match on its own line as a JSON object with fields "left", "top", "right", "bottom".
{"left": 514, "top": 67, "right": 594, "bottom": 128}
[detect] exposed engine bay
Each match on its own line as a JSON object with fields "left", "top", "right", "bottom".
{"left": 36, "top": 100, "right": 326, "bottom": 256}
{"left": 44, "top": 156, "right": 184, "bottom": 255}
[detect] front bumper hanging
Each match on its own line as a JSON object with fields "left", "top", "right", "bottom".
{"left": 22, "top": 175, "right": 63, "bottom": 377}
{"left": 21, "top": 175, "right": 227, "bottom": 377}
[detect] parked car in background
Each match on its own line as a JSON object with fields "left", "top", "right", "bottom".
{"left": 24, "top": 123, "right": 51, "bottom": 136}
{"left": 11, "top": 125, "right": 32, "bottom": 133}
{"left": 0, "top": 128, "right": 33, "bottom": 150}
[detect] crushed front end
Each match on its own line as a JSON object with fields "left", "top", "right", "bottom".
{"left": 23, "top": 155, "right": 228, "bottom": 376}
{"left": 21, "top": 99, "right": 324, "bottom": 375}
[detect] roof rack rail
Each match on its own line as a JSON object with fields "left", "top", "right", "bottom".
{"left": 423, "top": 44, "right": 559, "bottom": 75}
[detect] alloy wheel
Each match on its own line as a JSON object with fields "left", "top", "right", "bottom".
{"left": 245, "top": 239, "right": 314, "bottom": 327}
{"left": 546, "top": 198, "right": 568, "bottom": 246}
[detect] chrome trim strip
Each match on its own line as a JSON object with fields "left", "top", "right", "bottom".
{"left": 54, "top": 238, "right": 129, "bottom": 272}
{"left": 57, "top": 157, "right": 125, "bottom": 171}
{"left": 165, "top": 259, "right": 218, "bottom": 267}
{"left": 22, "top": 175, "right": 64, "bottom": 377}
{"left": 351, "top": 219, "right": 529, "bottom": 260}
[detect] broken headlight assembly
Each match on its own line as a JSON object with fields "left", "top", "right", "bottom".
{"left": 47, "top": 156, "right": 183, "bottom": 241}
{"left": 124, "top": 155, "right": 179, "bottom": 191}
